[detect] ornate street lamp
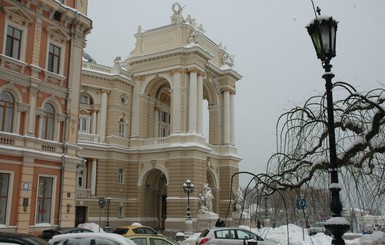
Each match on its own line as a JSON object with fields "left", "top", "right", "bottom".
{"left": 183, "top": 179, "right": 194, "bottom": 220}
{"left": 306, "top": 10, "right": 350, "bottom": 245}
{"left": 106, "top": 197, "right": 111, "bottom": 229}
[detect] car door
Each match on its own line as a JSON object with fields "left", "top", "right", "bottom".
{"left": 214, "top": 229, "right": 243, "bottom": 245}
{"left": 235, "top": 230, "right": 265, "bottom": 245}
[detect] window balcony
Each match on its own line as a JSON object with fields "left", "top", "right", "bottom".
{"left": 78, "top": 133, "right": 100, "bottom": 142}
{"left": 76, "top": 188, "right": 92, "bottom": 198}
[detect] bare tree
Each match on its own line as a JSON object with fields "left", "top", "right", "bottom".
{"left": 236, "top": 83, "right": 385, "bottom": 222}
{"left": 265, "top": 82, "right": 385, "bottom": 214}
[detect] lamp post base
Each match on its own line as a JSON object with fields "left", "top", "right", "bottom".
{"left": 325, "top": 217, "right": 350, "bottom": 245}
{"left": 184, "top": 219, "right": 193, "bottom": 236}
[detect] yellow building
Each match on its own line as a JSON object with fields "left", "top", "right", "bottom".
{"left": 77, "top": 3, "right": 242, "bottom": 232}
{"left": 0, "top": 1, "right": 241, "bottom": 235}
{"left": 0, "top": 0, "right": 91, "bottom": 235}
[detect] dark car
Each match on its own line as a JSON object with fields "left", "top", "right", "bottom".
{"left": 0, "top": 232, "right": 49, "bottom": 245}
{"left": 38, "top": 227, "right": 93, "bottom": 241}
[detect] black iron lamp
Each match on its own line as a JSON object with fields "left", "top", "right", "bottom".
{"left": 306, "top": 10, "right": 350, "bottom": 245}
{"left": 106, "top": 197, "right": 111, "bottom": 228}
{"left": 306, "top": 15, "right": 337, "bottom": 65}
{"left": 183, "top": 179, "right": 194, "bottom": 220}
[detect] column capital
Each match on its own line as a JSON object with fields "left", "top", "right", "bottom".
{"left": 100, "top": 89, "right": 111, "bottom": 94}
{"left": 220, "top": 86, "right": 235, "bottom": 94}
{"left": 132, "top": 75, "right": 146, "bottom": 82}
{"left": 197, "top": 71, "right": 206, "bottom": 77}
{"left": 170, "top": 68, "right": 187, "bottom": 76}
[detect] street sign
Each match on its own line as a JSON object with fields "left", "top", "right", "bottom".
{"left": 98, "top": 197, "right": 106, "bottom": 209}
{"left": 296, "top": 198, "right": 307, "bottom": 209}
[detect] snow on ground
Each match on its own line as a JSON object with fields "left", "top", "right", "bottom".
{"left": 181, "top": 224, "right": 385, "bottom": 245}
{"left": 77, "top": 222, "right": 385, "bottom": 244}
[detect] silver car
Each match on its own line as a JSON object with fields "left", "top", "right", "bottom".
{"left": 196, "top": 227, "right": 280, "bottom": 245}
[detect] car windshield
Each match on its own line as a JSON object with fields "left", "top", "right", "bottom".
{"left": 113, "top": 228, "right": 129, "bottom": 235}
{"left": 314, "top": 222, "right": 325, "bottom": 227}
{"left": 132, "top": 228, "right": 156, "bottom": 234}
{"left": 24, "top": 237, "right": 50, "bottom": 245}
{"left": 52, "top": 238, "right": 120, "bottom": 245}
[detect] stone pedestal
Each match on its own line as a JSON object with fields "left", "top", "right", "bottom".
{"left": 184, "top": 219, "right": 193, "bottom": 236}
{"left": 197, "top": 213, "right": 219, "bottom": 230}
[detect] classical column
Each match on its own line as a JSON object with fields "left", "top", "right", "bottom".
{"left": 197, "top": 71, "right": 204, "bottom": 135}
{"left": 91, "top": 159, "right": 97, "bottom": 196}
{"left": 99, "top": 89, "right": 109, "bottom": 142}
{"left": 188, "top": 69, "right": 198, "bottom": 133}
{"left": 171, "top": 70, "right": 182, "bottom": 133}
{"left": 131, "top": 76, "right": 144, "bottom": 138}
{"left": 27, "top": 87, "right": 38, "bottom": 135}
{"left": 91, "top": 110, "right": 97, "bottom": 135}
{"left": 154, "top": 107, "right": 159, "bottom": 137}
{"left": 230, "top": 91, "right": 235, "bottom": 145}
{"left": 223, "top": 88, "right": 230, "bottom": 144}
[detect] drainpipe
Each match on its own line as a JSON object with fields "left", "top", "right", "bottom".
{"left": 58, "top": 10, "right": 79, "bottom": 228}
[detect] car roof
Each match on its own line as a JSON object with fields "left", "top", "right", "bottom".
{"left": 49, "top": 232, "right": 136, "bottom": 245}
{"left": 0, "top": 232, "right": 35, "bottom": 237}
{"left": 116, "top": 225, "right": 153, "bottom": 229}
{"left": 127, "top": 235, "right": 178, "bottom": 244}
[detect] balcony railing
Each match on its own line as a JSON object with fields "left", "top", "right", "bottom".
{"left": 141, "top": 137, "right": 170, "bottom": 146}
{"left": 78, "top": 133, "right": 100, "bottom": 142}
{"left": 76, "top": 188, "right": 92, "bottom": 198}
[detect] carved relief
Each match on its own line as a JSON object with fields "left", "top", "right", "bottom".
{"left": 46, "top": 26, "right": 70, "bottom": 44}
{"left": 4, "top": 7, "right": 34, "bottom": 27}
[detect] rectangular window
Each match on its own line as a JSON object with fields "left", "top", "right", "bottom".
{"left": 77, "top": 170, "right": 84, "bottom": 188}
{"left": 118, "top": 168, "right": 124, "bottom": 184}
{"left": 5, "top": 26, "right": 22, "bottom": 59}
{"left": 48, "top": 44, "right": 61, "bottom": 74}
{"left": 36, "top": 176, "right": 53, "bottom": 224}
{"left": 0, "top": 173, "right": 10, "bottom": 224}
{"left": 118, "top": 207, "right": 124, "bottom": 218}
{"left": 161, "top": 111, "right": 168, "bottom": 123}
{"left": 78, "top": 117, "right": 89, "bottom": 133}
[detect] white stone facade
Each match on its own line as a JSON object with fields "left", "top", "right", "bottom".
{"left": 76, "top": 5, "right": 242, "bottom": 232}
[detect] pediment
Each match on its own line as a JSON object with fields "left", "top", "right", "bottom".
{"left": 4, "top": 6, "right": 34, "bottom": 26}
{"left": 46, "top": 26, "right": 70, "bottom": 44}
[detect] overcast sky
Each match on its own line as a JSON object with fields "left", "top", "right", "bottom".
{"left": 85, "top": 0, "right": 385, "bottom": 187}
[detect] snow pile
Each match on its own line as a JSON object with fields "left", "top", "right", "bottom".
{"left": 181, "top": 224, "right": 385, "bottom": 245}
{"left": 77, "top": 223, "right": 105, "bottom": 233}
{"left": 346, "top": 231, "right": 385, "bottom": 245}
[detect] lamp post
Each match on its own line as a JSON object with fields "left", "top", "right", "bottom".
{"left": 106, "top": 197, "right": 111, "bottom": 229}
{"left": 306, "top": 10, "right": 350, "bottom": 245}
{"left": 183, "top": 179, "right": 194, "bottom": 234}
{"left": 183, "top": 179, "right": 194, "bottom": 220}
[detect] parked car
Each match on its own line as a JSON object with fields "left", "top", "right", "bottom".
{"left": 112, "top": 225, "right": 161, "bottom": 237}
{"left": 127, "top": 234, "right": 178, "bottom": 245}
{"left": 308, "top": 222, "right": 331, "bottom": 236}
{"left": 0, "top": 232, "right": 50, "bottom": 245}
{"left": 196, "top": 227, "right": 280, "bottom": 245}
{"left": 364, "top": 224, "right": 374, "bottom": 234}
{"left": 39, "top": 227, "right": 93, "bottom": 241}
{"left": 48, "top": 232, "right": 137, "bottom": 245}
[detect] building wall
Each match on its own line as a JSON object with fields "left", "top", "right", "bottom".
{"left": 0, "top": 0, "right": 91, "bottom": 235}
{"left": 77, "top": 7, "right": 242, "bottom": 233}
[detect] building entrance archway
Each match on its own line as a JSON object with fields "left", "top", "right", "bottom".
{"left": 143, "top": 169, "right": 167, "bottom": 230}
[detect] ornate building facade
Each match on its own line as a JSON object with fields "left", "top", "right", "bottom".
{"left": 0, "top": 0, "right": 91, "bottom": 235}
{"left": 77, "top": 3, "right": 242, "bottom": 232}
{"left": 0, "top": 1, "right": 241, "bottom": 234}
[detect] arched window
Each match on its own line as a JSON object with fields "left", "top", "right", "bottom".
{"left": 0, "top": 91, "right": 14, "bottom": 132}
{"left": 41, "top": 104, "right": 55, "bottom": 140}
{"left": 119, "top": 118, "right": 125, "bottom": 137}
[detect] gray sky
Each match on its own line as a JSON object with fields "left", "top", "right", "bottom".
{"left": 85, "top": 0, "right": 385, "bottom": 187}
